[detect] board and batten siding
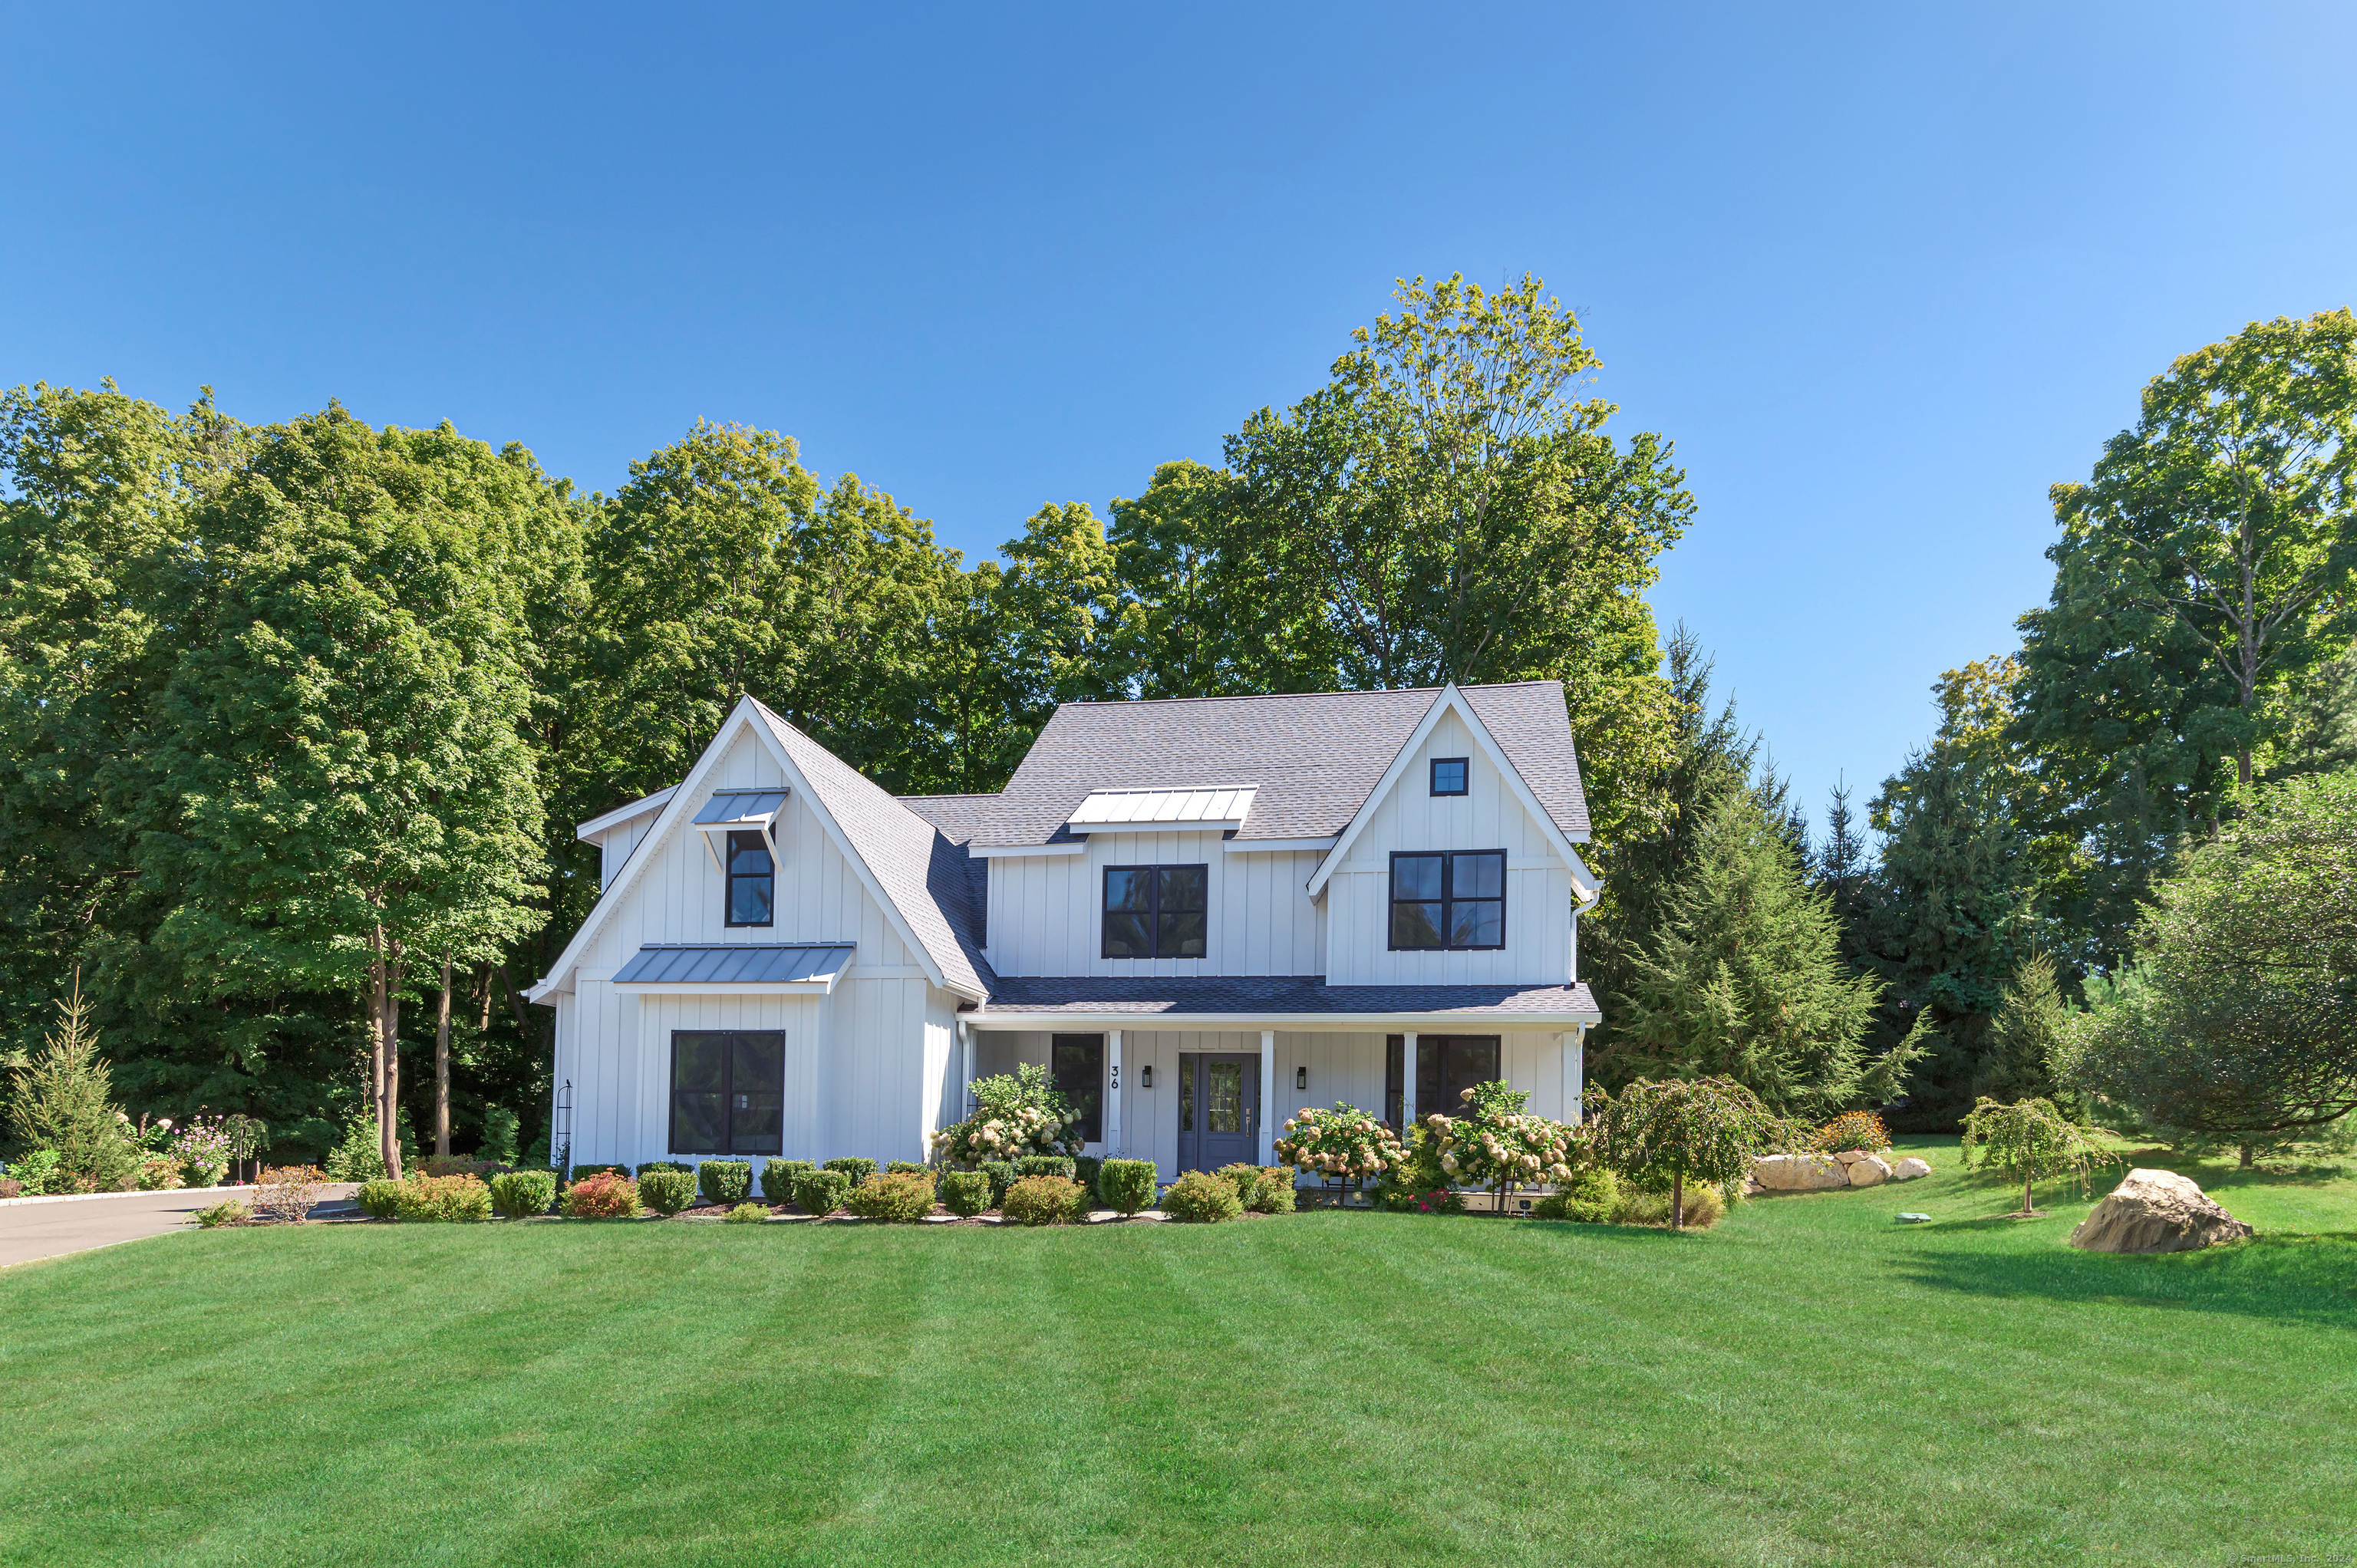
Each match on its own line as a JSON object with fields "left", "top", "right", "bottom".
{"left": 963, "top": 1026, "right": 1579, "bottom": 1178}
{"left": 592, "top": 807, "right": 662, "bottom": 890}
{"left": 985, "top": 834, "right": 1324, "bottom": 978}
{"left": 1323, "top": 710, "right": 1574, "bottom": 987}
{"left": 552, "top": 726, "right": 958, "bottom": 1171}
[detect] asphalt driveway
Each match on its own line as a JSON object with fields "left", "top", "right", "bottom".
{"left": 0, "top": 1187, "right": 354, "bottom": 1269}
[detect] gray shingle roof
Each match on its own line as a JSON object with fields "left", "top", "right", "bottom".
{"left": 977, "top": 974, "right": 1600, "bottom": 1022}
{"left": 931, "top": 681, "right": 1587, "bottom": 848}
{"left": 751, "top": 700, "right": 992, "bottom": 998}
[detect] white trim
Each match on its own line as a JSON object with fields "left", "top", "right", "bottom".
{"left": 1258, "top": 1030, "right": 1276, "bottom": 1164}
{"left": 968, "top": 1006, "right": 1602, "bottom": 1030}
{"left": 575, "top": 785, "right": 679, "bottom": 842}
{"left": 1223, "top": 835, "right": 1340, "bottom": 855}
{"left": 611, "top": 979, "right": 836, "bottom": 995}
{"left": 1304, "top": 684, "right": 1585, "bottom": 897}
{"left": 969, "top": 841, "right": 1088, "bottom": 858}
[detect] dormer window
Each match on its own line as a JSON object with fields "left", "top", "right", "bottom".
{"left": 1430, "top": 758, "right": 1469, "bottom": 796}
{"left": 725, "top": 832, "right": 774, "bottom": 927}
{"left": 1389, "top": 849, "right": 1505, "bottom": 950}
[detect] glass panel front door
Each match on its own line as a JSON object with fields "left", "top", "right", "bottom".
{"left": 1177, "top": 1053, "right": 1258, "bottom": 1173}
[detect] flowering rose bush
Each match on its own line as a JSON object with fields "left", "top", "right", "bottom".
{"left": 1274, "top": 1103, "right": 1403, "bottom": 1193}
{"left": 1424, "top": 1081, "right": 1575, "bottom": 1208}
{"left": 931, "top": 1063, "right": 1082, "bottom": 1166}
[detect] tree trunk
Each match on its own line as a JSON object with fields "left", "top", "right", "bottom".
{"left": 370, "top": 926, "right": 387, "bottom": 1177}
{"left": 2023, "top": 1176, "right": 2034, "bottom": 1214}
{"left": 374, "top": 928, "right": 404, "bottom": 1181}
{"left": 1672, "top": 1171, "right": 1684, "bottom": 1230}
{"left": 476, "top": 964, "right": 492, "bottom": 1034}
{"left": 2240, "top": 1142, "right": 2254, "bottom": 1169}
{"left": 435, "top": 954, "right": 453, "bottom": 1160}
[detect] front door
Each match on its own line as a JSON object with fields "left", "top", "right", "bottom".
{"left": 1177, "top": 1053, "right": 1259, "bottom": 1173}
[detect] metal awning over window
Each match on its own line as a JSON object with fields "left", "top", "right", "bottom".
{"left": 691, "top": 789, "right": 788, "bottom": 870}
{"left": 1067, "top": 786, "right": 1258, "bottom": 832}
{"left": 611, "top": 942, "right": 854, "bottom": 993}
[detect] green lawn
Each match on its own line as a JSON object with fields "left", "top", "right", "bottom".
{"left": 3, "top": 1140, "right": 2353, "bottom": 1567}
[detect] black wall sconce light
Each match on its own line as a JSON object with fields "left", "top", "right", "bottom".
{"left": 1140, "top": 1063, "right": 1153, "bottom": 1089}
{"left": 1295, "top": 1065, "right": 1308, "bottom": 1092}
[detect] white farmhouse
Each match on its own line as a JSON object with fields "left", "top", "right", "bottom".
{"left": 529, "top": 681, "right": 1602, "bottom": 1181}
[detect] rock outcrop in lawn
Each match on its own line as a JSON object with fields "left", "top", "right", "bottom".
{"left": 1751, "top": 1149, "right": 1929, "bottom": 1191}
{"left": 2069, "top": 1168, "right": 2253, "bottom": 1254}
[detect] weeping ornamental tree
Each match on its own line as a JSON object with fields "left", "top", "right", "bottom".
{"left": 2057, "top": 769, "right": 2357, "bottom": 1166}
{"left": 142, "top": 409, "right": 551, "bottom": 1180}
{"left": 1613, "top": 786, "right": 1927, "bottom": 1118}
{"left": 1583, "top": 1076, "right": 1788, "bottom": 1230}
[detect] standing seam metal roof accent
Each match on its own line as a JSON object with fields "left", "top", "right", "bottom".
{"left": 612, "top": 944, "right": 855, "bottom": 985}
{"left": 691, "top": 789, "right": 790, "bottom": 824}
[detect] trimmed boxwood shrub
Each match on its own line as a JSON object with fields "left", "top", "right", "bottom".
{"left": 698, "top": 1160, "right": 753, "bottom": 1207}
{"left": 490, "top": 1168, "right": 556, "bottom": 1219}
{"left": 1161, "top": 1170, "right": 1244, "bottom": 1223}
{"left": 1073, "top": 1155, "right": 1103, "bottom": 1202}
{"left": 356, "top": 1179, "right": 403, "bottom": 1218}
{"left": 1014, "top": 1155, "right": 1076, "bottom": 1181}
{"left": 1533, "top": 1167, "right": 1617, "bottom": 1224}
{"left": 1215, "top": 1162, "right": 1264, "bottom": 1208}
{"left": 379, "top": 1174, "right": 492, "bottom": 1221}
{"left": 979, "top": 1161, "right": 1016, "bottom": 1206}
{"left": 565, "top": 1163, "right": 628, "bottom": 1184}
{"left": 1000, "top": 1174, "right": 1086, "bottom": 1226}
{"left": 636, "top": 1160, "right": 692, "bottom": 1179}
{"left": 1097, "top": 1159, "right": 1157, "bottom": 1217}
{"left": 885, "top": 1160, "right": 927, "bottom": 1175}
{"left": 938, "top": 1169, "right": 991, "bottom": 1217}
{"left": 793, "top": 1168, "right": 851, "bottom": 1217}
{"left": 639, "top": 1169, "right": 697, "bottom": 1216}
{"left": 723, "top": 1202, "right": 768, "bottom": 1224}
{"left": 761, "top": 1159, "right": 813, "bottom": 1201}
{"left": 1250, "top": 1164, "right": 1297, "bottom": 1214}
{"left": 846, "top": 1171, "right": 937, "bottom": 1223}
{"left": 562, "top": 1171, "right": 641, "bottom": 1219}
{"left": 823, "top": 1158, "right": 876, "bottom": 1186}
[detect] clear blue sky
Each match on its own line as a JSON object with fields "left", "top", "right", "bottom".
{"left": 7, "top": 4, "right": 2354, "bottom": 833}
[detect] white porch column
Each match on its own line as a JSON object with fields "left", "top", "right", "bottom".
{"left": 958, "top": 1020, "right": 974, "bottom": 1118}
{"left": 1258, "top": 1029, "right": 1277, "bottom": 1165}
{"left": 1106, "top": 1029, "right": 1122, "bottom": 1155}
{"left": 1400, "top": 1030, "right": 1419, "bottom": 1135}
{"left": 1569, "top": 1026, "right": 1587, "bottom": 1124}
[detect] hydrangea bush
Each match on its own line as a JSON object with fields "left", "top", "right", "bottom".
{"left": 931, "top": 1064, "right": 1083, "bottom": 1166}
{"left": 1423, "top": 1082, "right": 1575, "bottom": 1209}
{"left": 1275, "top": 1103, "right": 1403, "bottom": 1197}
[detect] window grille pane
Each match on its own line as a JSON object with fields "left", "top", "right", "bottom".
{"left": 1391, "top": 901, "right": 1445, "bottom": 949}
{"left": 1159, "top": 865, "right": 1207, "bottom": 911}
{"left": 1431, "top": 758, "right": 1468, "bottom": 795}
{"left": 1103, "top": 910, "right": 1152, "bottom": 958}
{"left": 1053, "top": 1035, "right": 1103, "bottom": 1144}
{"left": 1450, "top": 899, "right": 1503, "bottom": 947}
{"left": 674, "top": 1036, "right": 727, "bottom": 1093}
{"left": 729, "top": 878, "right": 773, "bottom": 925}
{"left": 1104, "top": 868, "right": 1152, "bottom": 911}
{"left": 1452, "top": 851, "right": 1504, "bottom": 899}
{"left": 1392, "top": 854, "right": 1442, "bottom": 900}
{"left": 671, "top": 1093, "right": 725, "bottom": 1152}
{"left": 1160, "top": 909, "right": 1207, "bottom": 958}
{"left": 1207, "top": 1062, "right": 1243, "bottom": 1134}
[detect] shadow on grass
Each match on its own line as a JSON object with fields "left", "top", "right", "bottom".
{"left": 1891, "top": 1231, "right": 2357, "bottom": 1327}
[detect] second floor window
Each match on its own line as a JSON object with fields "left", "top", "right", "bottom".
{"left": 726, "top": 831, "right": 774, "bottom": 927}
{"left": 1103, "top": 865, "right": 1208, "bottom": 959}
{"left": 1389, "top": 849, "right": 1505, "bottom": 950}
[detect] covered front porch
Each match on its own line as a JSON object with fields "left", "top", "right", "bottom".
{"left": 958, "top": 977, "right": 1600, "bottom": 1182}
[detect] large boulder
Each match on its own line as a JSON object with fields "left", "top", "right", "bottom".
{"left": 1752, "top": 1153, "right": 1848, "bottom": 1191}
{"left": 1890, "top": 1157, "right": 1931, "bottom": 1181}
{"left": 1845, "top": 1154, "right": 1892, "bottom": 1187}
{"left": 2069, "top": 1168, "right": 2253, "bottom": 1254}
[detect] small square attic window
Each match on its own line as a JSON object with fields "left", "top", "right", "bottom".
{"left": 1430, "top": 757, "right": 1469, "bottom": 796}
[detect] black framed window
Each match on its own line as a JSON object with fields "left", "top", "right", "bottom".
{"left": 1052, "top": 1033, "right": 1105, "bottom": 1143}
{"left": 670, "top": 1030, "right": 784, "bottom": 1155}
{"left": 726, "top": 831, "right": 774, "bottom": 927}
{"left": 1389, "top": 849, "right": 1506, "bottom": 950}
{"left": 1386, "top": 1034, "right": 1502, "bottom": 1128}
{"left": 1102, "top": 865, "right": 1208, "bottom": 959}
{"left": 1430, "top": 757, "right": 1469, "bottom": 796}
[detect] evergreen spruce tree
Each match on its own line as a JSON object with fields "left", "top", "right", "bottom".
{"left": 1614, "top": 787, "right": 1921, "bottom": 1118}
{"left": 5, "top": 973, "right": 134, "bottom": 1192}
{"left": 1978, "top": 950, "right": 2071, "bottom": 1107}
